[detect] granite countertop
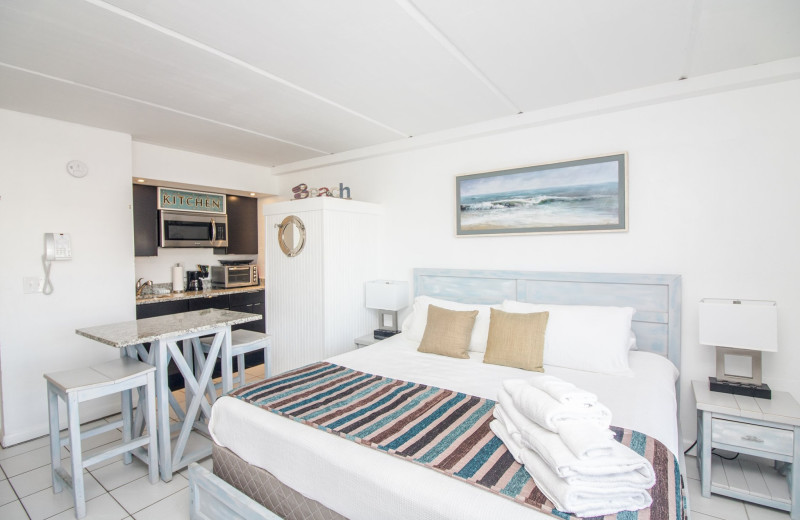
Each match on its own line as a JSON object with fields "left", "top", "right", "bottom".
{"left": 76, "top": 308, "right": 261, "bottom": 347}
{"left": 136, "top": 283, "right": 265, "bottom": 305}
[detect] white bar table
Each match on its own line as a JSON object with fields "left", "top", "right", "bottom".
{"left": 76, "top": 308, "right": 260, "bottom": 481}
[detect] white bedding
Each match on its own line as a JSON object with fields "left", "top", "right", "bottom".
{"left": 209, "top": 334, "right": 680, "bottom": 520}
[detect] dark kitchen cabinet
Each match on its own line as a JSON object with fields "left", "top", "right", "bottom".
{"left": 230, "top": 291, "right": 265, "bottom": 333}
{"left": 136, "top": 299, "right": 188, "bottom": 319}
{"left": 135, "top": 288, "right": 266, "bottom": 389}
{"left": 133, "top": 184, "right": 158, "bottom": 257}
{"left": 188, "top": 295, "right": 229, "bottom": 311}
{"left": 215, "top": 195, "right": 257, "bottom": 255}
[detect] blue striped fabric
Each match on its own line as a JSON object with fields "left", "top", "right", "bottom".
{"left": 231, "top": 362, "right": 687, "bottom": 520}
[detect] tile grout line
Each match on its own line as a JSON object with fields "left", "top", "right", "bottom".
{"left": 1, "top": 459, "right": 33, "bottom": 520}
{"left": 4, "top": 387, "right": 222, "bottom": 519}
{"left": 127, "top": 482, "right": 189, "bottom": 518}
{"left": 13, "top": 426, "right": 128, "bottom": 519}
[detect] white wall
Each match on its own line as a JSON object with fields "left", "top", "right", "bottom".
{"left": 132, "top": 143, "right": 275, "bottom": 285}
{"left": 133, "top": 142, "right": 276, "bottom": 195}
{"left": 0, "top": 117, "right": 275, "bottom": 446}
{"left": 274, "top": 78, "right": 800, "bottom": 448}
{"left": 0, "top": 110, "right": 135, "bottom": 445}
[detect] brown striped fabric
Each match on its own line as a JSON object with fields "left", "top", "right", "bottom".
{"left": 230, "top": 362, "right": 687, "bottom": 520}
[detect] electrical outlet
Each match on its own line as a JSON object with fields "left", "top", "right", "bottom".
{"left": 23, "top": 277, "right": 43, "bottom": 294}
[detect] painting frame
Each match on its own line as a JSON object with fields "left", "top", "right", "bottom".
{"left": 455, "top": 153, "right": 628, "bottom": 236}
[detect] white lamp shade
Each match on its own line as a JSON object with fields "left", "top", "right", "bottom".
{"left": 365, "top": 280, "right": 409, "bottom": 311}
{"left": 699, "top": 298, "right": 777, "bottom": 352}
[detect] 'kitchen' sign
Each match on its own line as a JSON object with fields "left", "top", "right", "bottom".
{"left": 158, "top": 188, "right": 226, "bottom": 214}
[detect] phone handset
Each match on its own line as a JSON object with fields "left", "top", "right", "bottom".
{"left": 45, "top": 233, "right": 71, "bottom": 261}
{"left": 42, "top": 233, "right": 71, "bottom": 294}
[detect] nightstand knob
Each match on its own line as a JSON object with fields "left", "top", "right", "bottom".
{"left": 742, "top": 435, "right": 764, "bottom": 443}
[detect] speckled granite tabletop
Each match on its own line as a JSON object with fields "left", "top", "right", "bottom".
{"left": 76, "top": 308, "right": 260, "bottom": 347}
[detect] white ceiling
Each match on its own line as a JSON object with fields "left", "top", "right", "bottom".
{"left": 1, "top": 0, "right": 799, "bottom": 168}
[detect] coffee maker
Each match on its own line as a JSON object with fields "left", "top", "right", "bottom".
{"left": 186, "top": 270, "right": 203, "bottom": 291}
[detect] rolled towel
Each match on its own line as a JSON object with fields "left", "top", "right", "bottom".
{"left": 559, "top": 422, "right": 615, "bottom": 459}
{"left": 502, "top": 381, "right": 611, "bottom": 432}
{"left": 519, "top": 447, "right": 653, "bottom": 518}
{"left": 489, "top": 419, "right": 523, "bottom": 464}
{"left": 497, "top": 392, "right": 654, "bottom": 486}
{"left": 525, "top": 374, "right": 598, "bottom": 407}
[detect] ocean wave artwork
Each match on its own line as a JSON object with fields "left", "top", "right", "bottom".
{"left": 456, "top": 154, "right": 626, "bottom": 235}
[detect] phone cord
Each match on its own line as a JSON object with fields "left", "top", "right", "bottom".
{"left": 41, "top": 255, "right": 54, "bottom": 295}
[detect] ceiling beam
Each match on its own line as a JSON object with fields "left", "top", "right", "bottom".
{"left": 394, "top": 0, "right": 521, "bottom": 115}
{"left": 0, "top": 62, "right": 329, "bottom": 154}
{"left": 80, "top": 0, "right": 410, "bottom": 139}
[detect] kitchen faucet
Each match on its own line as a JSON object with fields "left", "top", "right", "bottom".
{"left": 136, "top": 278, "right": 153, "bottom": 296}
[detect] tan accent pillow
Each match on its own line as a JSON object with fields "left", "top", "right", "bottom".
{"left": 417, "top": 304, "right": 479, "bottom": 359}
{"left": 483, "top": 308, "right": 549, "bottom": 372}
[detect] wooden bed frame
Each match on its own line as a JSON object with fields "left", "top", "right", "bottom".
{"left": 190, "top": 269, "right": 683, "bottom": 520}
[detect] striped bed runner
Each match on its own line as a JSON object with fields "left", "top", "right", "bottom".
{"left": 230, "top": 362, "right": 686, "bottom": 520}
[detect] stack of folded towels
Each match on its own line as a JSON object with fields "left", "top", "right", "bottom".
{"left": 490, "top": 375, "right": 655, "bottom": 518}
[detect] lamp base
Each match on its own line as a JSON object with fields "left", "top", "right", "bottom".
{"left": 374, "top": 329, "right": 401, "bottom": 340}
{"left": 709, "top": 377, "right": 772, "bottom": 399}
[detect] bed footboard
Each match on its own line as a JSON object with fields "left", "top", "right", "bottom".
{"left": 211, "top": 443, "right": 349, "bottom": 520}
{"left": 188, "top": 463, "right": 280, "bottom": 520}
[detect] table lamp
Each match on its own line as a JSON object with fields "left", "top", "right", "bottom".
{"left": 366, "top": 280, "right": 409, "bottom": 340}
{"left": 698, "top": 298, "right": 777, "bottom": 399}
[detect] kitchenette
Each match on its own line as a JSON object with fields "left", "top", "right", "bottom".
{"left": 133, "top": 184, "right": 267, "bottom": 389}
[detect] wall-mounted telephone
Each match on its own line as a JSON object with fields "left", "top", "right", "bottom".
{"left": 45, "top": 233, "right": 72, "bottom": 261}
{"left": 42, "top": 233, "right": 71, "bottom": 295}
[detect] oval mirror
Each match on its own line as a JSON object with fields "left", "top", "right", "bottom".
{"left": 277, "top": 215, "right": 306, "bottom": 257}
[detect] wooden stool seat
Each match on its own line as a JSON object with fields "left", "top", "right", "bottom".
{"left": 199, "top": 329, "right": 272, "bottom": 388}
{"left": 44, "top": 358, "right": 158, "bottom": 518}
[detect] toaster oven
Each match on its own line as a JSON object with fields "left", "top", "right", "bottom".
{"left": 210, "top": 265, "right": 259, "bottom": 288}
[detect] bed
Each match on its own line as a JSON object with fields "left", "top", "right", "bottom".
{"left": 191, "top": 269, "right": 685, "bottom": 520}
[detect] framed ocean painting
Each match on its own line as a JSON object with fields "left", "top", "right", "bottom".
{"left": 456, "top": 153, "right": 627, "bottom": 236}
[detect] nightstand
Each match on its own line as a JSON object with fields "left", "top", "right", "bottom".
{"left": 693, "top": 380, "right": 800, "bottom": 519}
{"left": 354, "top": 334, "right": 377, "bottom": 349}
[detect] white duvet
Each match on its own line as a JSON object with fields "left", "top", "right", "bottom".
{"left": 209, "top": 334, "right": 680, "bottom": 520}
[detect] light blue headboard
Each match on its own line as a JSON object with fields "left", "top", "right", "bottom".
{"left": 413, "top": 269, "right": 682, "bottom": 370}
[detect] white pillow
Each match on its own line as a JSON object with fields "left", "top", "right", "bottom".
{"left": 628, "top": 330, "right": 638, "bottom": 351}
{"left": 402, "top": 296, "right": 496, "bottom": 353}
{"left": 501, "top": 300, "right": 636, "bottom": 376}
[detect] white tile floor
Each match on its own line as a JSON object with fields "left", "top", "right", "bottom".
{"left": 1, "top": 368, "right": 793, "bottom": 519}
{"left": 0, "top": 365, "right": 264, "bottom": 520}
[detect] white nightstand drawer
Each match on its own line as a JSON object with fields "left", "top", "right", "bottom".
{"left": 712, "top": 418, "right": 794, "bottom": 456}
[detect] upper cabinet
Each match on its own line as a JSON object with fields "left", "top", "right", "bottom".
{"left": 132, "top": 186, "right": 258, "bottom": 256}
{"left": 217, "top": 195, "right": 258, "bottom": 255}
{"left": 133, "top": 184, "right": 158, "bottom": 257}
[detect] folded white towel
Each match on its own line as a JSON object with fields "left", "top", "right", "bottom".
{"left": 519, "top": 447, "right": 653, "bottom": 518}
{"left": 559, "top": 422, "right": 615, "bottom": 460}
{"left": 497, "top": 392, "right": 655, "bottom": 486}
{"left": 502, "top": 380, "right": 612, "bottom": 433}
{"left": 489, "top": 419, "right": 523, "bottom": 464}
{"left": 524, "top": 374, "right": 598, "bottom": 407}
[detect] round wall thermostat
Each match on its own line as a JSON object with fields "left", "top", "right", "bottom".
{"left": 66, "top": 160, "right": 89, "bottom": 178}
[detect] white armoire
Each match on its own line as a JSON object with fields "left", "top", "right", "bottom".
{"left": 264, "top": 198, "right": 382, "bottom": 374}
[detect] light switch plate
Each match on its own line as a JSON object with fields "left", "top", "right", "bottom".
{"left": 23, "top": 277, "right": 43, "bottom": 294}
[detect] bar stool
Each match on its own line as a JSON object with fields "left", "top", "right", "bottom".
{"left": 199, "top": 329, "right": 272, "bottom": 389}
{"left": 44, "top": 358, "right": 158, "bottom": 518}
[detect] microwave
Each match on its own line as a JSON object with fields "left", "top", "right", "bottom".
{"left": 159, "top": 210, "right": 228, "bottom": 248}
{"left": 211, "top": 265, "right": 259, "bottom": 288}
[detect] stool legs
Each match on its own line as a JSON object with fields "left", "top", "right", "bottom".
{"left": 121, "top": 388, "right": 133, "bottom": 465}
{"left": 145, "top": 371, "right": 159, "bottom": 484}
{"left": 237, "top": 354, "right": 246, "bottom": 387}
{"left": 67, "top": 393, "right": 86, "bottom": 518}
{"left": 264, "top": 343, "right": 272, "bottom": 379}
{"left": 47, "top": 383, "right": 63, "bottom": 493}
